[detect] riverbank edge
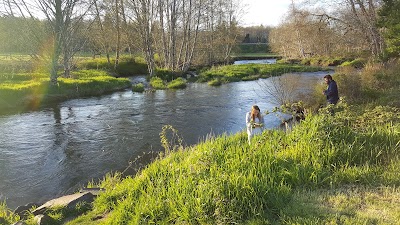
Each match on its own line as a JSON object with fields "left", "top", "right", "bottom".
{"left": 0, "top": 77, "right": 132, "bottom": 116}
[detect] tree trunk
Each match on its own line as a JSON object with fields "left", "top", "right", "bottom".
{"left": 114, "top": 0, "right": 121, "bottom": 71}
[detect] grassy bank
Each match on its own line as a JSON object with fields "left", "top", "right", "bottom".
{"left": 2, "top": 58, "right": 399, "bottom": 224}
{"left": 0, "top": 69, "right": 131, "bottom": 114}
{"left": 59, "top": 103, "right": 400, "bottom": 225}
{"left": 198, "top": 63, "right": 327, "bottom": 85}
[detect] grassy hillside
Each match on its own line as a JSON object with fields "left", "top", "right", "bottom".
{"left": 60, "top": 102, "right": 400, "bottom": 225}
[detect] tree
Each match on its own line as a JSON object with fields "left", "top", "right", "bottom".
{"left": 125, "top": 0, "right": 157, "bottom": 76}
{"left": 378, "top": 0, "right": 400, "bottom": 58}
{"left": 3, "top": 0, "right": 93, "bottom": 84}
{"left": 297, "top": 0, "right": 384, "bottom": 57}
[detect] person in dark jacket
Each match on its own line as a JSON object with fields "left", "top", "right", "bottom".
{"left": 323, "top": 75, "right": 339, "bottom": 104}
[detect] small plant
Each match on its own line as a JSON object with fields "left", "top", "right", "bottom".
{"left": 208, "top": 78, "right": 222, "bottom": 86}
{"left": 132, "top": 83, "right": 145, "bottom": 93}
{"left": 340, "top": 58, "right": 367, "bottom": 69}
{"left": 149, "top": 77, "right": 166, "bottom": 89}
{"left": 167, "top": 77, "right": 187, "bottom": 89}
{"left": 0, "top": 201, "right": 19, "bottom": 224}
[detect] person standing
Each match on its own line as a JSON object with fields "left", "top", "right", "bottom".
{"left": 246, "top": 105, "right": 264, "bottom": 145}
{"left": 323, "top": 75, "right": 339, "bottom": 105}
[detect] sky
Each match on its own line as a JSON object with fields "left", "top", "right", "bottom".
{"left": 240, "top": 0, "right": 293, "bottom": 27}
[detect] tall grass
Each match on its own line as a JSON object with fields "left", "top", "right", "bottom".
{"left": 65, "top": 103, "right": 400, "bottom": 224}
{"left": 0, "top": 201, "right": 20, "bottom": 224}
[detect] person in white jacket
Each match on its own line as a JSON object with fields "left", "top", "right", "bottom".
{"left": 246, "top": 105, "right": 264, "bottom": 145}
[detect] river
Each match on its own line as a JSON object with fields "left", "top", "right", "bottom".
{"left": 0, "top": 69, "right": 332, "bottom": 209}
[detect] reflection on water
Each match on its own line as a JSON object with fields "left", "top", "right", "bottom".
{"left": 0, "top": 71, "right": 331, "bottom": 209}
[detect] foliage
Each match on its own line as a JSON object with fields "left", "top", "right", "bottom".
{"left": 0, "top": 70, "right": 131, "bottom": 113}
{"left": 76, "top": 56, "right": 148, "bottom": 76}
{"left": 235, "top": 43, "right": 270, "bottom": 54}
{"left": 0, "top": 201, "right": 20, "bottom": 225}
{"left": 334, "top": 67, "right": 362, "bottom": 103}
{"left": 154, "top": 68, "right": 177, "bottom": 82}
{"left": 132, "top": 83, "right": 145, "bottom": 93}
{"left": 300, "top": 56, "right": 349, "bottom": 67}
{"left": 67, "top": 103, "right": 400, "bottom": 224}
{"left": 167, "top": 77, "right": 187, "bottom": 89}
{"left": 207, "top": 78, "right": 222, "bottom": 86}
{"left": 280, "top": 186, "right": 400, "bottom": 224}
{"left": 0, "top": 17, "right": 47, "bottom": 54}
{"left": 198, "top": 63, "right": 324, "bottom": 84}
{"left": 149, "top": 77, "right": 166, "bottom": 90}
{"left": 378, "top": 0, "right": 400, "bottom": 58}
{"left": 339, "top": 58, "right": 367, "bottom": 69}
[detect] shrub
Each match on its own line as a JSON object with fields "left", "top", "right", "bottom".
{"left": 167, "top": 77, "right": 187, "bottom": 89}
{"left": 334, "top": 67, "right": 362, "bottom": 103}
{"left": 150, "top": 77, "right": 166, "bottom": 89}
{"left": 155, "top": 68, "right": 176, "bottom": 81}
{"left": 132, "top": 83, "right": 145, "bottom": 93}
{"left": 0, "top": 201, "right": 19, "bottom": 224}
{"left": 76, "top": 56, "right": 148, "bottom": 76}
{"left": 340, "top": 58, "right": 367, "bottom": 69}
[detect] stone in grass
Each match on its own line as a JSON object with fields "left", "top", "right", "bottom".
{"left": 32, "top": 192, "right": 94, "bottom": 216}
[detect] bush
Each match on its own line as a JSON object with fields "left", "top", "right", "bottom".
{"left": 167, "top": 77, "right": 187, "bottom": 89}
{"left": 155, "top": 68, "right": 176, "bottom": 82}
{"left": 334, "top": 67, "right": 362, "bottom": 103}
{"left": 76, "top": 56, "right": 148, "bottom": 76}
{"left": 340, "top": 58, "right": 367, "bottom": 69}
{"left": 0, "top": 201, "right": 19, "bottom": 224}
{"left": 132, "top": 83, "right": 145, "bottom": 93}
{"left": 150, "top": 77, "right": 166, "bottom": 89}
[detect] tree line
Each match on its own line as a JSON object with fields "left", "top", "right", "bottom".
{"left": 0, "top": 0, "right": 242, "bottom": 83}
{"left": 1, "top": 0, "right": 399, "bottom": 84}
{"left": 269, "top": 0, "right": 400, "bottom": 60}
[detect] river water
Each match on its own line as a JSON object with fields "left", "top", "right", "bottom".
{"left": 0, "top": 69, "right": 331, "bottom": 209}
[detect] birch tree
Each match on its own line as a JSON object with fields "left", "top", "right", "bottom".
{"left": 126, "top": 0, "right": 157, "bottom": 76}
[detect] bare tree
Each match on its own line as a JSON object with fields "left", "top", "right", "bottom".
{"left": 298, "top": 0, "right": 384, "bottom": 57}
{"left": 4, "top": 0, "right": 93, "bottom": 84}
{"left": 257, "top": 74, "right": 301, "bottom": 106}
{"left": 126, "top": 0, "right": 157, "bottom": 76}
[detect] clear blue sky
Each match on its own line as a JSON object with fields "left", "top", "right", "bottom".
{"left": 240, "top": 0, "right": 293, "bottom": 27}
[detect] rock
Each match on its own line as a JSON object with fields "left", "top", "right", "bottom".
{"left": 34, "top": 214, "right": 53, "bottom": 225}
{"left": 32, "top": 192, "right": 94, "bottom": 215}
{"left": 14, "top": 203, "right": 39, "bottom": 219}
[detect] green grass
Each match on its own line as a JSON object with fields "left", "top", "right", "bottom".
{"left": 207, "top": 78, "right": 222, "bottom": 86}
{"left": 0, "top": 69, "right": 131, "bottom": 113}
{"left": 132, "top": 83, "right": 145, "bottom": 93}
{"left": 149, "top": 76, "right": 166, "bottom": 90}
{"left": 0, "top": 201, "right": 20, "bottom": 224}
{"left": 280, "top": 186, "right": 400, "bottom": 224}
{"left": 198, "top": 63, "right": 326, "bottom": 84}
{"left": 76, "top": 55, "right": 148, "bottom": 76}
{"left": 167, "top": 77, "right": 187, "bottom": 89}
{"left": 62, "top": 103, "right": 400, "bottom": 224}
{"left": 150, "top": 77, "right": 187, "bottom": 90}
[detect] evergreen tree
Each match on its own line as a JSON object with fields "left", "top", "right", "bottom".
{"left": 378, "top": 0, "right": 400, "bottom": 58}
